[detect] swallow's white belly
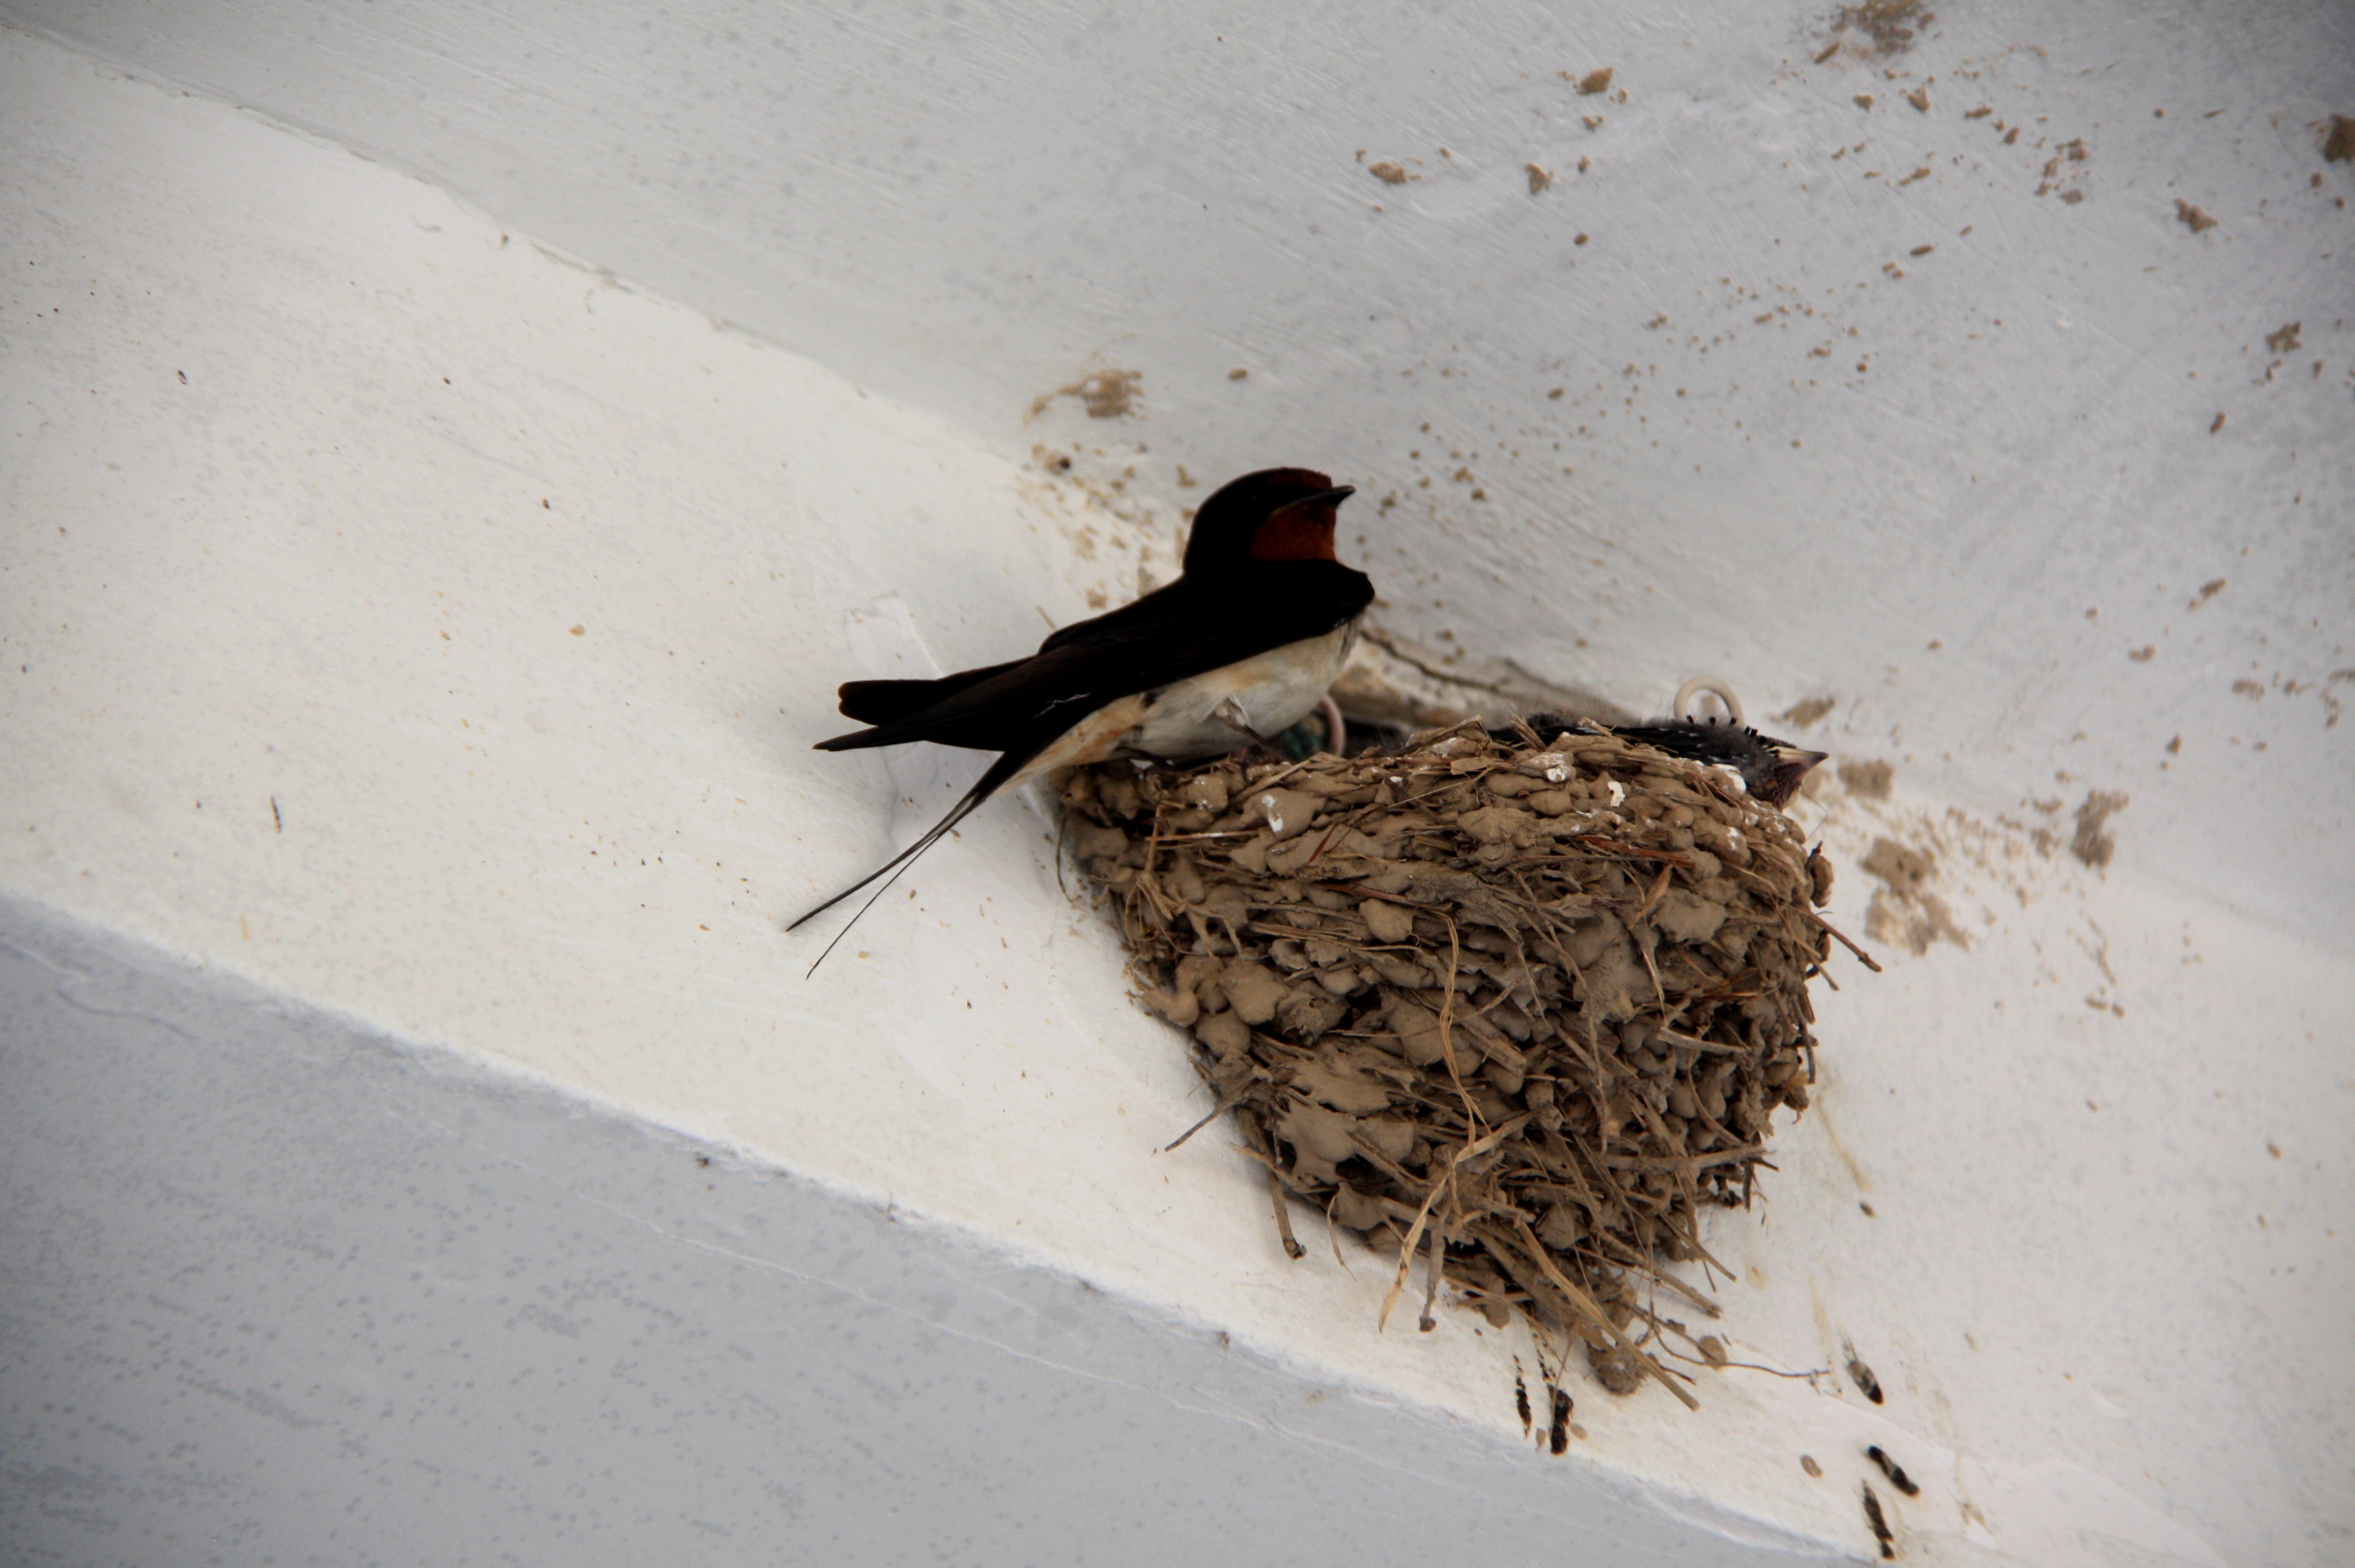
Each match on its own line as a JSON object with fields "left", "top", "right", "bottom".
{"left": 1014, "top": 622, "right": 1357, "bottom": 783}
{"left": 1127, "top": 622, "right": 1357, "bottom": 758}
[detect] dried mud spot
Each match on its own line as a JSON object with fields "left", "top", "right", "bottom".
{"left": 1016, "top": 444, "right": 1185, "bottom": 617}
{"left": 2174, "top": 199, "right": 2218, "bottom": 233}
{"left": 1076, "top": 368, "right": 1141, "bottom": 419}
{"left": 1030, "top": 368, "right": 1143, "bottom": 421}
{"left": 1778, "top": 696, "right": 1838, "bottom": 728}
{"left": 1814, "top": 0, "right": 1934, "bottom": 62}
{"left": 2033, "top": 138, "right": 2090, "bottom": 201}
{"left": 2325, "top": 670, "right": 2355, "bottom": 730}
{"left": 1836, "top": 759, "right": 1893, "bottom": 800}
{"left": 2070, "top": 791, "right": 2128, "bottom": 869}
{"left": 1065, "top": 722, "right": 1845, "bottom": 1405}
{"left": 2323, "top": 114, "right": 2355, "bottom": 165}
{"left": 1860, "top": 837, "right": 1966, "bottom": 954}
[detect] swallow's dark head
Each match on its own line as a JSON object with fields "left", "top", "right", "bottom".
{"left": 1183, "top": 468, "right": 1356, "bottom": 575}
{"left": 1756, "top": 737, "right": 1829, "bottom": 808}
{"left": 1608, "top": 718, "right": 1826, "bottom": 808}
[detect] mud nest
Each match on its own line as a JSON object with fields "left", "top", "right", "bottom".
{"left": 1062, "top": 719, "right": 1848, "bottom": 1406}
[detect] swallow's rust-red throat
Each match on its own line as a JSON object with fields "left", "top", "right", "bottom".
{"left": 1248, "top": 498, "right": 1340, "bottom": 562}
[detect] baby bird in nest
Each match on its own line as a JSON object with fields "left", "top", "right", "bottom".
{"left": 1505, "top": 714, "right": 1826, "bottom": 808}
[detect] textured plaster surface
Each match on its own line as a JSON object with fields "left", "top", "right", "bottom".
{"left": 0, "top": 900, "right": 1810, "bottom": 1568}
{"left": 2, "top": 10, "right": 2352, "bottom": 1565}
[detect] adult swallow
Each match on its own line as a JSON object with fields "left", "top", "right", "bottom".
{"left": 792, "top": 468, "right": 1371, "bottom": 957}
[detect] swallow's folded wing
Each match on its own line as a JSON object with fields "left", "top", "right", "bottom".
{"left": 814, "top": 563, "right": 1370, "bottom": 756}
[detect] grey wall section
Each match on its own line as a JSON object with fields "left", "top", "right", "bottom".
{"left": 0, "top": 900, "right": 1824, "bottom": 1568}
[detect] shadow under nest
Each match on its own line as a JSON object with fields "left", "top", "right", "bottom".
{"left": 1061, "top": 719, "right": 1847, "bottom": 1407}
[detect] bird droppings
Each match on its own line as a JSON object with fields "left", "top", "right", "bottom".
{"left": 1065, "top": 721, "right": 1852, "bottom": 1406}
{"left": 1837, "top": 759, "right": 1893, "bottom": 800}
{"left": 2175, "top": 199, "right": 2218, "bottom": 233}
{"left": 1868, "top": 1444, "right": 1922, "bottom": 1496}
{"left": 2071, "top": 791, "right": 2129, "bottom": 869}
{"left": 1863, "top": 1483, "right": 1897, "bottom": 1557}
{"left": 1845, "top": 1340, "right": 1886, "bottom": 1403}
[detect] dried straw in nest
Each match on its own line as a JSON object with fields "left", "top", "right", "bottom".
{"left": 1060, "top": 718, "right": 1849, "bottom": 1406}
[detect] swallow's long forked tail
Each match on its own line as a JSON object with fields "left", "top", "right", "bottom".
{"left": 787, "top": 749, "right": 1030, "bottom": 977}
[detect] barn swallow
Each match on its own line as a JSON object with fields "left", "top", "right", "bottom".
{"left": 792, "top": 468, "right": 1371, "bottom": 961}
{"left": 1506, "top": 714, "right": 1826, "bottom": 808}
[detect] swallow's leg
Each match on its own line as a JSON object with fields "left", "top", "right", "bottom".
{"left": 1212, "top": 696, "right": 1271, "bottom": 747}
{"left": 1211, "top": 696, "right": 1286, "bottom": 764}
{"left": 1316, "top": 695, "right": 1348, "bottom": 755}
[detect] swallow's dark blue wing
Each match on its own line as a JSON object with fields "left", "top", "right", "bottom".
{"left": 814, "top": 561, "right": 1370, "bottom": 756}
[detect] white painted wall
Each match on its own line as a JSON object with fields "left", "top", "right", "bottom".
{"left": 2, "top": 5, "right": 2350, "bottom": 1563}
{"left": 12, "top": 0, "right": 2350, "bottom": 931}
